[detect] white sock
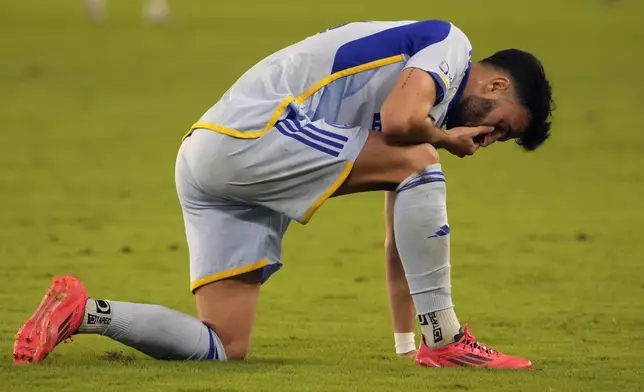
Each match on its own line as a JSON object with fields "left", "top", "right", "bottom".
{"left": 418, "top": 308, "right": 461, "bottom": 348}
{"left": 394, "top": 332, "right": 416, "bottom": 355}
{"left": 394, "top": 165, "right": 462, "bottom": 348}
{"left": 78, "top": 298, "right": 112, "bottom": 334}
{"left": 80, "top": 299, "right": 226, "bottom": 360}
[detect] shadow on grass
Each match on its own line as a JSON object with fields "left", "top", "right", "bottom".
{"left": 96, "top": 350, "right": 314, "bottom": 371}
{"left": 100, "top": 351, "right": 137, "bottom": 364}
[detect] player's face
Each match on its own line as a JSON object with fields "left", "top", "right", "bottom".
{"left": 445, "top": 96, "right": 495, "bottom": 130}
{"left": 446, "top": 95, "right": 530, "bottom": 143}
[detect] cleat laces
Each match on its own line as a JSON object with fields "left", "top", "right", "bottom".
{"left": 458, "top": 324, "right": 499, "bottom": 356}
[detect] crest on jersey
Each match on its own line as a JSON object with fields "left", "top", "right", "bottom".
{"left": 439, "top": 61, "right": 450, "bottom": 75}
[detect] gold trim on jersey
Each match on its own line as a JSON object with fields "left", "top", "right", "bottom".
{"left": 300, "top": 161, "right": 354, "bottom": 224}
{"left": 183, "top": 54, "right": 405, "bottom": 140}
{"left": 190, "top": 258, "right": 269, "bottom": 293}
{"left": 436, "top": 72, "right": 449, "bottom": 91}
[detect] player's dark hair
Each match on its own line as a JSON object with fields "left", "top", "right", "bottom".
{"left": 481, "top": 49, "right": 554, "bottom": 151}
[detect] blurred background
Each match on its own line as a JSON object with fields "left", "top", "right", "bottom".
{"left": 0, "top": 1, "right": 642, "bottom": 391}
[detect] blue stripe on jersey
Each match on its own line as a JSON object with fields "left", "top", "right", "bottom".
{"left": 275, "top": 121, "right": 342, "bottom": 157}
{"left": 282, "top": 120, "right": 345, "bottom": 149}
{"left": 331, "top": 20, "right": 452, "bottom": 74}
{"left": 306, "top": 123, "right": 349, "bottom": 142}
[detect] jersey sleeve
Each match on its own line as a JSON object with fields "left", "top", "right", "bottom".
{"left": 403, "top": 25, "right": 472, "bottom": 104}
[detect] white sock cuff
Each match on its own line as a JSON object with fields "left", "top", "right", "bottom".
{"left": 395, "top": 164, "right": 444, "bottom": 194}
{"left": 78, "top": 298, "right": 113, "bottom": 334}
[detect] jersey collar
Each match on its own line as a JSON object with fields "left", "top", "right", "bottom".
{"left": 444, "top": 62, "right": 471, "bottom": 126}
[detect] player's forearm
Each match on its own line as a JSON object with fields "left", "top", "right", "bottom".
{"left": 422, "top": 118, "right": 450, "bottom": 146}
{"left": 381, "top": 115, "right": 449, "bottom": 146}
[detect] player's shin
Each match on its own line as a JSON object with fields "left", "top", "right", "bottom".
{"left": 393, "top": 164, "right": 461, "bottom": 348}
{"left": 77, "top": 299, "right": 227, "bottom": 360}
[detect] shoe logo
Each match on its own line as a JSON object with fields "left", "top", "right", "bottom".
{"left": 56, "top": 313, "right": 75, "bottom": 345}
{"left": 87, "top": 314, "right": 111, "bottom": 325}
{"left": 418, "top": 312, "right": 443, "bottom": 344}
{"left": 95, "top": 300, "right": 111, "bottom": 315}
{"left": 429, "top": 224, "right": 450, "bottom": 238}
{"left": 465, "top": 353, "right": 493, "bottom": 362}
{"left": 58, "top": 313, "right": 74, "bottom": 334}
{"left": 446, "top": 354, "right": 494, "bottom": 367}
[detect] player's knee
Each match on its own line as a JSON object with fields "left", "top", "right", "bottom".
{"left": 375, "top": 143, "right": 440, "bottom": 188}
{"left": 402, "top": 143, "right": 440, "bottom": 175}
{"left": 222, "top": 341, "right": 250, "bottom": 360}
{"left": 202, "top": 320, "right": 250, "bottom": 360}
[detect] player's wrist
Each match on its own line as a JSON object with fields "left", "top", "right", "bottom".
{"left": 428, "top": 128, "right": 451, "bottom": 148}
{"left": 394, "top": 332, "right": 417, "bottom": 355}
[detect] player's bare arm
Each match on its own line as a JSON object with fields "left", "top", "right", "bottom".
{"left": 381, "top": 67, "right": 494, "bottom": 157}
{"left": 380, "top": 68, "right": 446, "bottom": 145}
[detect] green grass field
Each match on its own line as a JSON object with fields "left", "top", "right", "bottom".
{"left": 1, "top": 0, "right": 643, "bottom": 390}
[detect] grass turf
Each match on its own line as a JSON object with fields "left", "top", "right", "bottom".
{"left": 0, "top": 0, "right": 643, "bottom": 391}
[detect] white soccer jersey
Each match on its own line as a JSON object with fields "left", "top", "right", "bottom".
{"left": 190, "top": 20, "right": 472, "bottom": 139}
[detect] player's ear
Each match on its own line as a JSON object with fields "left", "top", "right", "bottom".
{"left": 488, "top": 77, "right": 511, "bottom": 94}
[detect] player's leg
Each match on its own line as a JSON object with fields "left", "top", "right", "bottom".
{"left": 14, "top": 205, "right": 267, "bottom": 363}
{"left": 208, "top": 121, "right": 447, "bottom": 358}
{"left": 173, "top": 130, "right": 290, "bottom": 360}
{"left": 336, "top": 131, "right": 531, "bottom": 369}
{"left": 194, "top": 271, "right": 261, "bottom": 360}
{"left": 13, "top": 134, "right": 288, "bottom": 363}
{"left": 338, "top": 131, "right": 462, "bottom": 344}
{"left": 384, "top": 191, "right": 417, "bottom": 357}
{"left": 13, "top": 275, "right": 230, "bottom": 363}
{"left": 79, "top": 260, "right": 266, "bottom": 360}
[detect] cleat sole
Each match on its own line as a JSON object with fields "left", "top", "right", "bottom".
{"left": 12, "top": 276, "right": 87, "bottom": 364}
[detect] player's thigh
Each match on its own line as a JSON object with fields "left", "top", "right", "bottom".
{"left": 176, "top": 145, "right": 290, "bottom": 358}
{"left": 203, "top": 120, "right": 439, "bottom": 221}
{"left": 180, "top": 202, "right": 288, "bottom": 359}
{"left": 336, "top": 131, "right": 440, "bottom": 195}
{"left": 176, "top": 135, "right": 290, "bottom": 291}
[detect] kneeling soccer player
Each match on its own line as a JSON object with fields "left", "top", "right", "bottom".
{"left": 14, "top": 20, "right": 553, "bottom": 368}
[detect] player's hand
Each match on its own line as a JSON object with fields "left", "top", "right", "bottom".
{"left": 440, "top": 126, "right": 495, "bottom": 157}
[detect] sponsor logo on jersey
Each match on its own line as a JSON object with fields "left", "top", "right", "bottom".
{"left": 439, "top": 61, "right": 450, "bottom": 75}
